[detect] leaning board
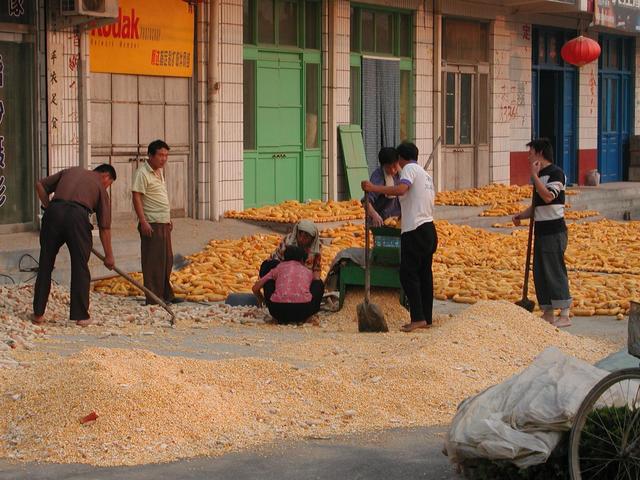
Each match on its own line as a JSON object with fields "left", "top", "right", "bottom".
{"left": 338, "top": 125, "right": 370, "bottom": 200}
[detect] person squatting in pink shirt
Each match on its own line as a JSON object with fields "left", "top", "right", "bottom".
{"left": 252, "top": 245, "right": 324, "bottom": 325}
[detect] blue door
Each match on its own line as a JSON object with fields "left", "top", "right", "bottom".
{"left": 598, "top": 35, "right": 633, "bottom": 183}
{"left": 599, "top": 75, "right": 621, "bottom": 182}
{"left": 532, "top": 28, "right": 578, "bottom": 184}
{"left": 562, "top": 70, "right": 577, "bottom": 184}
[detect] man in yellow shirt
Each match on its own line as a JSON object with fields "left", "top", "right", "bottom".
{"left": 132, "top": 140, "right": 181, "bottom": 304}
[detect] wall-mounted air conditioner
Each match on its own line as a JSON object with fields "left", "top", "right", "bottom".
{"left": 60, "top": 0, "right": 119, "bottom": 18}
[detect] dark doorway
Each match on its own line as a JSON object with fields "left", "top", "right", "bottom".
{"left": 538, "top": 71, "right": 559, "bottom": 156}
{"left": 532, "top": 27, "right": 577, "bottom": 184}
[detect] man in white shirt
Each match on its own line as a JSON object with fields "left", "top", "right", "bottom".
{"left": 362, "top": 142, "right": 437, "bottom": 332}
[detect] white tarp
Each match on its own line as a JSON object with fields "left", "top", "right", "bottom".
{"left": 444, "top": 347, "right": 609, "bottom": 468}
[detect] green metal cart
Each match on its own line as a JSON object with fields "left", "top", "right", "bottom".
{"left": 338, "top": 226, "right": 404, "bottom": 309}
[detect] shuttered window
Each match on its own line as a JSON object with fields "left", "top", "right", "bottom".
{"left": 443, "top": 19, "right": 488, "bottom": 64}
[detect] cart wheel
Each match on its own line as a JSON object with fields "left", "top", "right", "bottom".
{"left": 569, "top": 368, "right": 640, "bottom": 480}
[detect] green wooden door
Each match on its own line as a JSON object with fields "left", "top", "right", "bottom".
{"left": 244, "top": 49, "right": 321, "bottom": 208}
{"left": 254, "top": 52, "right": 302, "bottom": 204}
{"left": 252, "top": 151, "right": 300, "bottom": 205}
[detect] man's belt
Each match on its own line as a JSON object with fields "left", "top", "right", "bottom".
{"left": 50, "top": 199, "right": 93, "bottom": 215}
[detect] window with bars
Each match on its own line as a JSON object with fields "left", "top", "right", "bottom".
{"left": 600, "top": 36, "right": 634, "bottom": 72}
{"left": 244, "top": 0, "right": 321, "bottom": 49}
{"left": 443, "top": 18, "right": 488, "bottom": 64}
{"left": 443, "top": 70, "right": 488, "bottom": 146}
{"left": 243, "top": 0, "right": 321, "bottom": 151}
{"left": 442, "top": 18, "right": 489, "bottom": 147}
{"left": 350, "top": 6, "right": 412, "bottom": 58}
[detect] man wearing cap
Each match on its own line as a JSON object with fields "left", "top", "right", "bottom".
{"left": 33, "top": 164, "right": 117, "bottom": 326}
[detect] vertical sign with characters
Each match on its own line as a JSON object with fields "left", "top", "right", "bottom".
{"left": 0, "top": 0, "right": 36, "bottom": 225}
{"left": 0, "top": 53, "right": 4, "bottom": 208}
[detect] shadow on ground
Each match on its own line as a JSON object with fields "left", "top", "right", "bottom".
{"left": 0, "top": 426, "right": 458, "bottom": 480}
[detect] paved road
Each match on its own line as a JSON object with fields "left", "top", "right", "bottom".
{"left": 0, "top": 427, "right": 458, "bottom": 480}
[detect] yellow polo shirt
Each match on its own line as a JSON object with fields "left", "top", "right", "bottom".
{"left": 132, "top": 161, "right": 171, "bottom": 224}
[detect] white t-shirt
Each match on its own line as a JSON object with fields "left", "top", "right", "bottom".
{"left": 398, "top": 162, "right": 435, "bottom": 233}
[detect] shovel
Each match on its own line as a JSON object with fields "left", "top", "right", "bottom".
{"left": 357, "top": 199, "right": 388, "bottom": 332}
{"left": 515, "top": 191, "right": 535, "bottom": 312}
{"left": 91, "top": 248, "right": 176, "bottom": 326}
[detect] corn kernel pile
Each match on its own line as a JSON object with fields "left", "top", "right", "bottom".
{"left": 432, "top": 220, "right": 640, "bottom": 314}
{"left": 94, "top": 218, "right": 640, "bottom": 317}
{"left": 481, "top": 204, "right": 597, "bottom": 219}
{"left": 566, "top": 219, "right": 640, "bottom": 275}
{"left": 223, "top": 185, "right": 581, "bottom": 223}
{"left": 383, "top": 217, "right": 401, "bottom": 228}
{"left": 480, "top": 202, "right": 526, "bottom": 217}
{"left": 565, "top": 209, "right": 601, "bottom": 220}
{"left": 94, "top": 224, "right": 367, "bottom": 302}
{"left": 491, "top": 209, "right": 601, "bottom": 227}
{"left": 224, "top": 199, "right": 364, "bottom": 223}
{"left": 0, "top": 301, "right": 612, "bottom": 467}
{"left": 435, "top": 184, "right": 533, "bottom": 206}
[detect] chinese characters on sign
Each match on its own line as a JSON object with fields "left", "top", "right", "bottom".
{"left": 48, "top": 43, "right": 61, "bottom": 137}
{"left": 0, "top": 2, "right": 35, "bottom": 225}
{"left": 89, "top": 0, "right": 194, "bottom": 77}
{"left": 0, "top": 54, "right": 5, "bottom": 207}
{"left": 0, "top": 0, "right": 30, "bottom": 24}
{"left": 9, "top": 0, "right": 24, "bottom": 18}
{"left": 150, "top": 50, "right": 191, "bottom": 67}
{"left": 47, "top": 29, "right": 82, "bottom": 170}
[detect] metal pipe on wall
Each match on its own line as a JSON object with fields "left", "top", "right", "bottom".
{"left": 326, "top": 0, "right": 337, "bottom": 201}
{"left": 208, "top": 0, "right": 220, "bottom": 220}
{"left": 78, "top": 26, "right": 90, "bottom": 169}
{"left": 432, "top": 0, "right": 442, "bottom": 190}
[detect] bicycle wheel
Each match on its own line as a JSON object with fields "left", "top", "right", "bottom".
{"left": 569, "top": 368, "right": 640, "bottom": 480}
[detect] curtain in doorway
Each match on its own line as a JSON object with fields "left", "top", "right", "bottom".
{"left": 362, "top": 58, "right": 400, "bottom": 174}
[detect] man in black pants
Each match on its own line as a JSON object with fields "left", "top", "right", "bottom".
{"left": 33, "top": 164, "right": 116, "bottom": 326}
{"left": 362, "top": 142, "right": 437, "bottom": 332}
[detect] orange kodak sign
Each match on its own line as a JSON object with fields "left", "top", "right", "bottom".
{"left": 89, "top": 0, "right": 194, "bottom": 77}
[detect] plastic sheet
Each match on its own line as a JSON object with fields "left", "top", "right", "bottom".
{"left": 445, "top": 347, "right": 608, "bottom": 468}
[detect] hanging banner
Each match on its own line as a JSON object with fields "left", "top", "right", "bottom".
{"left": 595, "top": 0, "right": 640, "bottom": 32}
{"left": 89, "top": 0, "right": 194, "bottom": 77}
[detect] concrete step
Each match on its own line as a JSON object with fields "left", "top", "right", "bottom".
{"left": 569, "top": 185, "right": 640, "bottom": 220}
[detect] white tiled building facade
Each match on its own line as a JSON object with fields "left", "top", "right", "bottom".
{"left": 0, "top": 0, "right": 635, "bottom": 232}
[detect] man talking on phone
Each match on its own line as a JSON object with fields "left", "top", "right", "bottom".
{"left": 513, "top": 138, "right": 572, "bottom": 328}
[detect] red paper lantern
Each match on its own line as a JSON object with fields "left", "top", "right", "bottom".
{"left": 561, "top": 36, "right": 601, "bottom": 67}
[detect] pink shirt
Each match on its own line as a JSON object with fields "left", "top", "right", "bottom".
{"left": 264, "top": 261, "right": 313, "bottom": 303}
